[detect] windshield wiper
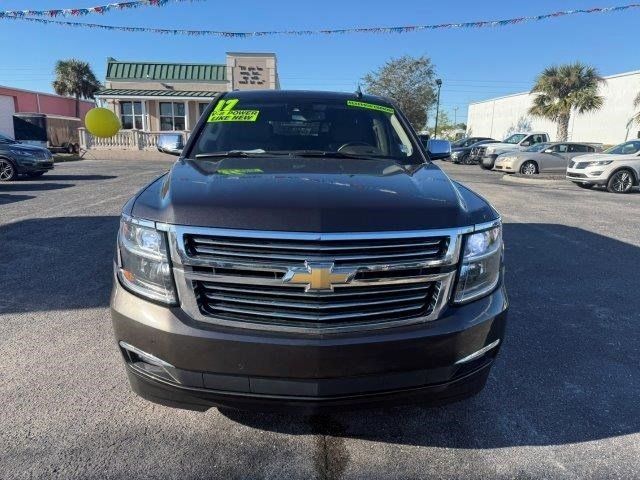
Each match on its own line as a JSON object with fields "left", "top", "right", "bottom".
{"left": 288, "top": 150, "right": 387, "bottom": 160}
{"left": 195, "top": 150, "right": 271, "bottom": 159}
{"left": 288, "top": 150, "right": 419, "bottom": 166}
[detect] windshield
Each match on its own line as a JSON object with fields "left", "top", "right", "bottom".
{"left": 452, "top": 138, "right": 475, "bottom": 148}
{"left": 0, "top": 133, "right": 17, "bottom": 144}
{"left": 604, "top": 140, "right": 640, "bottom": 155}
{"left": 190, "top": 97, "right": 417, "bottom": 161}
{"left": 503, "top": 134, "right": 527, "bottom": 144}
{"left": 525, "top": 143, "right": 551, "bottom": 152}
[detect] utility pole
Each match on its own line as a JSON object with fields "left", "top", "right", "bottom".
{"left": 434, "top": 78, "right": 442, "bottom": 139}
{"left": 453, "top": 106, "right": 458, "bottom": 126}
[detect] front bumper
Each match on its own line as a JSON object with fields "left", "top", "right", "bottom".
{"left": 111, "top": 275, "right": 508, "bottom": 413}
{"left": 566, "top": 169, "right": 607, "bottom": 185}
{"left": 15, "top": 159, "right": 54, "bottom": 174}
{"left": 481, "top": 154, "right": 498, "bottom": 169}
{"left": 493, "top": 163, "right": 516, "bottom": 173}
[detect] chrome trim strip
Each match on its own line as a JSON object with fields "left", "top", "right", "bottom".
{"left": 119, "top": 341, "right": 174, "bottom": 368}
{"left": 121, "top": 213, "right": 156, "bottom": 230}
{"left": 473, "top": 218, "right": 501, "bottom": 232}
{"left": 454, "top": 339, "right": 500, "bottom": 365}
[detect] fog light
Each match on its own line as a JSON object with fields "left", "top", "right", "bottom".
{"left": 119, "top": 341, "right": 179, "bottom": 383}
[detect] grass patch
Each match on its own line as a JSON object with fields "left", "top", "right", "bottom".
{"left": 53, "top": 154, "right": 82, "bottom": 163}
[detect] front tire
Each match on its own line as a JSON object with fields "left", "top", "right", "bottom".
{"left": 0, "top": 159, "right": 17, "bottom": 181}
{"left": 606, "top": 169, "right": 635, "bottom": 193}
{"left": 520, "top": 161, "right": 538, "bottom": 175}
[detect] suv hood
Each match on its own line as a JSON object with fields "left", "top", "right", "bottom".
{"left": 0, "top": 142, "right": 48, "bottom": 152}
{"left": 130, "top": 157, "right": 497, "bottom": 232}
{"left": 573, "top": 152, "right": 637, "bottom": 163}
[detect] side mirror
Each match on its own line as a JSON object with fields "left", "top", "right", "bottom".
{"left": 543, "top": 148, "right": 554, "bottom": 153}
{"left": 426, "top": 139, "right": 452, "bottom": 160}
{"left": 521, "top": 141, "right": 531, "bottom": 147}
{"left": 157, "top": 133, "right": 184, "bottom": 156}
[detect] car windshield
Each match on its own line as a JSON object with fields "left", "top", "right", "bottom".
{"left": 525, "top": 143, "right": 551, "bottom": 152}
{"left": 0, "top": 133, "right": 17, "bottom": 144}
{"left": 503, "top": 134, "right": 527, "bottom": 144}
{"left": 603, "top": 141, "right": 640, "bottom": 155}
{"left": 189, "top": 96, "right": 417, "bottom": 161}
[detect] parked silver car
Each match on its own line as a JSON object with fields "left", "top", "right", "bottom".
{"left": 493, "top": 142, "right": 601, "bottom": 175}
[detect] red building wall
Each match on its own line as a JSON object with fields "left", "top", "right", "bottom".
{"left": 0, "top": 85, "right": 94, "bottom": 121}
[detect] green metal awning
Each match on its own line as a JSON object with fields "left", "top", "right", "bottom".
{"left": 105, "top": 59, "right": 227, "bottom": 82}
{"left": 95, "top": 89, "right": 218, "bottom": 98}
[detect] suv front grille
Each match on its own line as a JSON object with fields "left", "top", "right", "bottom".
{"left": 194, "top": 280, "right": 439, "bottom": 329}
{"left": 170, "top": 228, "right": 462, "bottom": 333}
{"left": 184, "top": 234, "right": 449, "bottom": 267}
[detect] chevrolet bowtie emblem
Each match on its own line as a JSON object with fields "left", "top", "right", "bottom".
{"left": 283, "top": 262, "right": 356, "bottom": 292}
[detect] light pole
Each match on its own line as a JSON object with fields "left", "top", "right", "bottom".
{"left": 434, "top": 78, "right": 442, "bottom": 139}
{"left": 453, "top": 106, "right": 458, "bottom": 125}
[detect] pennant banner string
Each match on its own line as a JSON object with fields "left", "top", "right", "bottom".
{"left": 0, "top": 0, "right": 200, "bottom": 18}
{"left": 2, "top": 3, "right": 640, "bottom": 37}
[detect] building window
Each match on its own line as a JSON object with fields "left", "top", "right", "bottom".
{"left": 120, "top": 101, "right": 143, "bottom": 130}
{"left": 159, "top": 102, "right": 185, "bottom": 131}
{"left": 198, "top": 102, "right": 210, "bottom": 118}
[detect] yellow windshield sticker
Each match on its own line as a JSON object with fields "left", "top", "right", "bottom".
{"left": 347, "top": 100, "right": 394, "bottom": 115}
{"left": 208, "top": 99, "right": 260, "bottom": 122}
{"left": 217, "top": 168, "right": 264, "bottom": 175}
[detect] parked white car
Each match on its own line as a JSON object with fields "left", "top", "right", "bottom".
{"left": 566, "top": 140, "right": 640, "bottom": 193}
{"left": 479, "top": 132, "right": 550, "bottom": 169}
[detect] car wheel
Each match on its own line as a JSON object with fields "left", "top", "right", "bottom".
{"left": 27, "top": 171, "right": 46, "bottom": 178}
{"left": 462, "top": 154, "right": 472, "bottom": 165}
{"left": 520, "top": 161, "right": 538, "bottom": 175}
{"left": 73, "top": 143, "right": 80, "bottom": 154}
{"left": 606, "top": 169, "right": 635, "bottom": 193}
{"left": 0, "top": 158, "right": 17, "bottom": 181}
{"left": 66, "top": 143, "right": 74, "bottom": 154}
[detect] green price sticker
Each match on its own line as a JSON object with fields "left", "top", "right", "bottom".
{"left": 346, "top": 100, "right": 395, "bottom": 115}
{"left": 208, "top": 99, "right": 260, "bottom": 122}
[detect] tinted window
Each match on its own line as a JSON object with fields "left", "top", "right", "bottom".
{"left": 504, "top": 134, "right": 527, "bottom": 144}
{"left": 191, "top": 97, "right": 417, "bottom": 160}
{"left": 604, "top": 141, "right": 640, "bottom": 155}
{"left": 569, "top": 144, "right": 589, "bottom": 153}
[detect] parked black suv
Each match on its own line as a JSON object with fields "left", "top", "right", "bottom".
{"left": 0, "top": 133, "right": 54, "bottom": 181}
{"left": 111, "top": 91, "right": 508, "bottom": 413}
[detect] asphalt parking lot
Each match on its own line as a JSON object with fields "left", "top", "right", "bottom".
{"left": 1, "top": 158, "right": 639, "bottom": 480}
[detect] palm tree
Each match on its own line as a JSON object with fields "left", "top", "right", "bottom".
{"left": 52, "top": 59, "right": 101, "bottom": 118}
{"left": 529, "top": 63, "right": 605, "bottom": 141}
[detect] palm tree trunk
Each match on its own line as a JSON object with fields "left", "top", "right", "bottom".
{"left": 75, "top": 93, "right": 80, "bottom": 118}
{"left": 557, "top": 113, "right": 570, "bottom": 141}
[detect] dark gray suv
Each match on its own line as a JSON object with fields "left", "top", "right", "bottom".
{"left": 0, "top": 133, "right": 54, "bottom": 181}
{"left": 111, "top": 90, "right": 508, "bottom": 413}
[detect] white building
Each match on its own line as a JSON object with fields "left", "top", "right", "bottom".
{"left": 467, "top": 70, "right": 640, "bottom": 145}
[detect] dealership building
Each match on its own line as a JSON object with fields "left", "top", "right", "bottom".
{"left": 466, "top": 69, "right": 640, "bottom": 145}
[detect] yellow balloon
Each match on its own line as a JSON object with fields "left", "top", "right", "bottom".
{"left": 85, "top": 107, "right": 121, "bottom": 138}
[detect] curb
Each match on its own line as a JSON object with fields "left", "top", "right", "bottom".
{"left": 501, "top": 174, "right": 569, "bottom": 186}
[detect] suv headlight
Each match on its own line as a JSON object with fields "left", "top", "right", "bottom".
{"left": 454, "top": 223, "right": 503, "bottom": 303}
{"left": 9, "top": 148, "right": 36, "bottom": 157}
{"left": 117, "top": 216, "right": 177, "bottom": 304}
{"left": 585, "top": 160, "right": 613, "bottom": 166}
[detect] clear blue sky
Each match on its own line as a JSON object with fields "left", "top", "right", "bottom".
{"left": 1, "top": 0, "right": 639, "bottom": 125}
